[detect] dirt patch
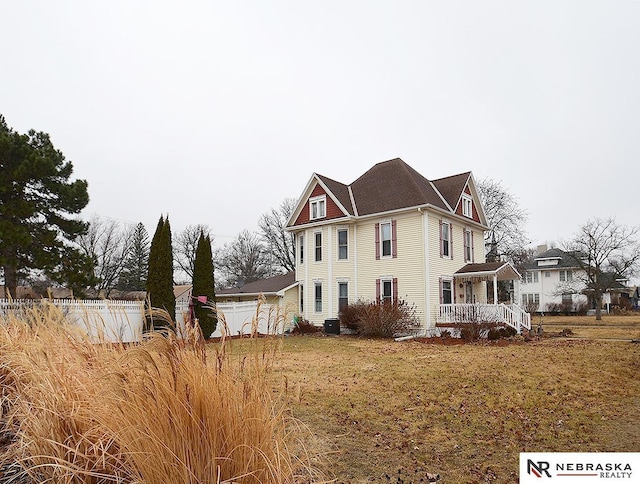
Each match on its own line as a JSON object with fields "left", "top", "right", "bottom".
{"left": 411, "top": 336, "right": 525, "bottom": 346}
{"left": 412, "top": 336, "right": 467, "bottom": 345}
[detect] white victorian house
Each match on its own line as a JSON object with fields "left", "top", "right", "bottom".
{"left": 286, "top": 158, "right": 530, "bottom": 334}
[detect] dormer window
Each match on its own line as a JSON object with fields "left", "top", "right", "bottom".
{"left": 310, "top": 196, "right": 326, "bottom": 220}
{"left": 462, "top": 195, "right": 473, "bottom": 218}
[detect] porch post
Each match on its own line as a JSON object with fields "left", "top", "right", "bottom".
{"left": 493, "top": 274, "right": 498, "bottom": 305}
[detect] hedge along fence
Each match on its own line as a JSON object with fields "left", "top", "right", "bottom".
{"left": 0, "top": 299, "right": 144, "bottom": 343}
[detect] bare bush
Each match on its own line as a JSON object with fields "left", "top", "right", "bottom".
{"left": 339, "top": 299, "right": 419, "bottom": 338}
{"left": 290, "top": 318, "right": 321, "bottom": 335}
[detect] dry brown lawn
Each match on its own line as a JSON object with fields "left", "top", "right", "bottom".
{"left": 536, "top": 313, "right": 640, "bottom": 340}
{"left": 226, "top": 316, "right": 640, "bottom": 483}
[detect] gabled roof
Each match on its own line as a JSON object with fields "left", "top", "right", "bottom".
{"left": 595, "top": 272, "right": 628, "bottom": 291}
{"left": 432, "top": 172, "right": 472, "bottom": 211}
{"left": 317, "top": 174, "right": 354, "bottom": 215}
{"left": 0, "top": 286, "right": 74, "bottom": 299}
{"left": 217, "top": 272, "right": 298, "bottom": 297}
{"left": 174, "top": 284, "right": 192, "bottom": 299}
{"left": 288, "top": 157, "right": 485, "bottom": 227}
{"left": 454, "top": 261, "right": 521, "bottom": 281}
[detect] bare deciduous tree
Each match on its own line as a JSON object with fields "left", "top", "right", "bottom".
{"left": 258, "top": 197, "right": 297, "bottom": 274}
{"left": 76, "top": 216, "right": 134, "bottom": 297}
{"left": 174, "top": 224, "right": 211, "bottom": 282}
{"left": 215, "top": 230, "right": 270, "bottom": 289}
{"left": 564, "top": 217, "right": 640, "bottom": 320}
{"left": 478, "top": 178, "right": 529, "bottom": 262}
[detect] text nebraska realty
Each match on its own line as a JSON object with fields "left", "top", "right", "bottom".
{"left": 528, "top": 459, "right": 633, "bottom": 479}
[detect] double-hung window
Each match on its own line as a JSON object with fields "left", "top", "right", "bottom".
{"left": 381, "top": 223, "right": 392, "bottom": 257}
{"left": 298, "top": 234, "right": 304, "bottom": 264}
{"left": 314, "top": 282, "right": 322, "bottom": 313}
{"left": 441, "top": 221, "right": 451, "bottom": 258}
{"left": 441, "top": 279, "right": 453, "bottom": 304}
{"left": 338, "top": 282, "right": 348, "bottom": 312}
{"left": 376, "top": 277, "right": 398, "bottom": 304}
{"left": 464, "top": 229, "right": 473, "bottom": 262}
{"left": 375, "top": 221, "right": 397, "bottom": 259}
{"left": 559, "top": 270, "right": 573, "bottom": 282}
{"left": 337, "top": 229, "right": 348, "bottom": 260}
{"left": 522, "top": 293, "right": 540, "bottom": 309}
{"left": 309, "top": 196, "right": 326, "bottom": 220}
{"left": 299, "top": 283, "right": 304, "bottom": 313}
{"left": 382, "top": 280, "right": 393, "bottom": 303}
{"left": 462, "top": 195, "right": 473, "bottom": 218}
{"left": 314, "top": 232, "right": 322, "bottom": 262}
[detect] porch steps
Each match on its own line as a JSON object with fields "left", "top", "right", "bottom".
{"left": 437, "top": 303, "right": 531, "bottom": 333}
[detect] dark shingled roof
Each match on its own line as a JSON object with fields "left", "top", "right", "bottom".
{"left": 525, "top": 248, "right": 581, "bottom": 270}
{"left": 317, "top": 174, "right": 354, "bottom": 215}
{"left": 348, "top": 158, "right": 450, "bottom": 215}
{"left": 217, "top": 272, "right": 296, "bottom": 296}
{"left": 455, "top": 262, "right": 510, "bottom": 274}
{"left": 432, "top": 172, "right": 472, "bottom": 211}
{"left": 455, "top": 262, "right": 521, "bottom": 281}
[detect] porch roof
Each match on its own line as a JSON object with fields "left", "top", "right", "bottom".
{"left": 454, "top": 261, "right": 521, "bottom": 282}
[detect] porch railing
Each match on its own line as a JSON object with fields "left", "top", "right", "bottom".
{"left": 437, "top": 303, "right": 531, "bottom": 332}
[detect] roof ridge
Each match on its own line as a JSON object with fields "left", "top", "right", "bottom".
{"left": 432, "top": 171, "right": 472, "bottom": 183}
{"left": 429, "top": 180, "right": 454, "bottom": 212}
{"left": 398, "top": 159, "right": 434, "bottom": 204}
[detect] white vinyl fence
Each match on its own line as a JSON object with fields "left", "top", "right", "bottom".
{"left": 0, "top": 299, "right": 144, "bottom": 343}
{"left": 176, "top": 300, "right": 286, "bottom": 338}
{"left": 0, "top": 299, "right": 285, "bottom": 343}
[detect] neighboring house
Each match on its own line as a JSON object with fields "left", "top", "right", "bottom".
{"left": 520, "top": 247, "right": 587, "bottom": 313}
{"left": 174, "top": 284, "right": 193, "bottom": 308}
{"left": 285, "top": 157, "right": 530, "bottom": 334}
{"left": 214, "top": 272, "right": 299, "bottom": 334}
{"left": 520, "top": 246, "right": 630, "bottom": 313}
{"left": 591, "top": 273, "right": 631, "bottom": 312}
{"left": 0, "top": 285, "right": 73, "bottom": 299}
{"left": 216, "top": 271, "right": 298, "bottom": 309}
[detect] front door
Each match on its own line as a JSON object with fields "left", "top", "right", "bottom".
{"left": 465, "top": 282, "right": 473, "bottom": 303}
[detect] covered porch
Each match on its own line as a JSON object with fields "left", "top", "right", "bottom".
{"left": 437, "top": 262, "right": 531, "bottom": 332}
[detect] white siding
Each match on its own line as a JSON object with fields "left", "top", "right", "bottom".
{"left": 292, "top": 208, "right": 487, "bottom": 330}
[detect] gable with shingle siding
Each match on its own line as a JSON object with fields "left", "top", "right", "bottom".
{"left": 292, "top": 182, "right": 348, "bottom": 226}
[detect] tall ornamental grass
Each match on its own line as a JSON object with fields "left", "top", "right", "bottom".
{"left": 0, "top": 301, "right": 311, "bottom": 483}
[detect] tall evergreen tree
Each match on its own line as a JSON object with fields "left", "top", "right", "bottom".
{"left": 0, "top": 115, "right": 91, "bottom": 298}
{"left": 146, "top": 216, "right": 175, "bottom": 328}
{"left": 192, "top": 232, "right": 217, "bottom": 338}
{"left": 118, "top": 222, "right": 150, "bottom": 292}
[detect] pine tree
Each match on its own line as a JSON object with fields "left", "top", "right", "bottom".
{"left": 192, "top": 232, "right": 217, "bottom": 338}
{"left": 146, "top": 216, "right": 175, "bottom": 329}
{"left": 118, "top": 222, "right": 150, "bottom": 292}
{"left": 0, "top": 115, "right": 91, "bottom": 298}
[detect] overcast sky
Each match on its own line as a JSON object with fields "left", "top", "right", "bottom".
{"left": 2, "top": 1, "right": 638, "bottom": 249}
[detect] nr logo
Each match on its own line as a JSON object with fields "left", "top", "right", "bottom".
{"left": 527, "top": 459, "right": 552, "bottom": 478}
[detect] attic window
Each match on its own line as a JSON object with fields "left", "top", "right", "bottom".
{"left": 310, "top": 195, "right": 326, "bottom": 220}
{"left": 462, "top": 195, "right": 473, "bottom": 218}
